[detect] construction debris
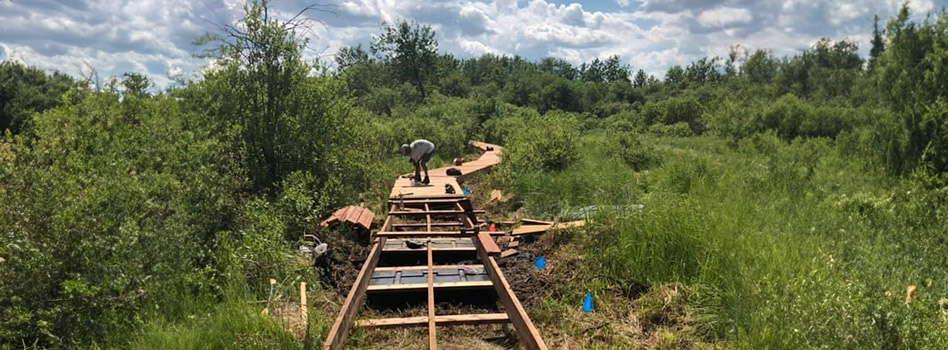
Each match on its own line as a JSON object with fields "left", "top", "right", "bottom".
{"left": 511, "top": 219, "right": 585, "bottom": 235}
{"left": 320, "top": 205, "right": 374, "bottom": 231}
{"left": 490, "top": 189, "right": 507, "bottom": 202}
{"left": 500, "top": 249, "right": 519, "bottom": 258}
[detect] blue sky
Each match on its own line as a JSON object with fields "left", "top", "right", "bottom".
{"left": 0, "top": 0, "right": 942, "bottom": 87}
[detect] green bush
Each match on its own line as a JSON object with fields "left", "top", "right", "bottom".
{"left": 641, "top": 96, "right": 705, "bottom": 134}
{"left": 501, "top": 111, "right": 580, "bottom": 173}
{"left": 612, "top": 132, "right": 662, "bottom": 170}
{"left": 649, "top": 122, "right": 694, "bottom": 137}
{"left": 0, "top": 90, "right": 241, "bottom": 346}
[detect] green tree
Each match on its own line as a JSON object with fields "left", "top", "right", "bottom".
{"left": 743, "top": 49, "right": 778, "bottom": 84}
{"left": 193, "top": 0, "right": 361, "bottom": 194}
{"left": 371, "top": 20, "right": 439, "bottom": 99}
{"left": 869, "top": 14, "right": 886, "bottom": 70}
{"left": 335, "top": 44, "right": 370, "bottom": 72}
{"left": 0, "top": 61, "right": 76, "bottom": 134}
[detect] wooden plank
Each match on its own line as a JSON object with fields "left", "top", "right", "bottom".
{"left": 425, "top": 203, "right": 432, "bottom": 233}
{"left": 376, "top": 230, "right": 507, "bottom": 237}
{"left": 382, "top": 246, "right": 476, "bottom": 252}
{"left": 389, "top": 209, "right": 485, "bottom": 215}
{"left": 389, "top": 194, "right": 466, "bottom": 201}
{"left": 366, "top": 281, "right": 494, "bottom": 292}
{"left": 511, "top": 225, "right": 550, "bottom": 235}
{"left": 500, "top": 249, "right": 519, "bottom": 258}
{"left": 474, "top": 243, "right": 548, "bottom": 350}
{"left": 355, "top": 313, "right": 509, "bottom": 328}
{"left": 427, "top": 240, "right": 437, "bottom": 350}
{"left": 392, "top": 222, "right": 463, "bottom": 228}
{"left": 322, "top": 238, "right": 385, "bottom": 350}
{"left": 373, "top": 264, "right": 482, "bottom": 272}
{"left": 520, "top": 218, "right": 554, "bottom": 225}
{"left": 507, "top": 240, "right": 520, "bottom": 249}
{"left": 477, "top": 232, "right": 501, "bottom": 256}
{"left": 390, "top": 198, "right": 466, "bottom": 205}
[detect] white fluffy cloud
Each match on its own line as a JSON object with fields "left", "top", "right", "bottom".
{"left": 0, "top": 0, "right": 939, "bottom": 87}
{"left": 697, "top": 7, "right": 753, "bottom": 28}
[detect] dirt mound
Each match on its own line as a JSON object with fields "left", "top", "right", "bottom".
{"left": 313, "top": 227, "right": 370, "bottom": 295}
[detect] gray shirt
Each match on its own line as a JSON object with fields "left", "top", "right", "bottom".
{"left": 409, "top": 139, "right": 435, "bottom": 162}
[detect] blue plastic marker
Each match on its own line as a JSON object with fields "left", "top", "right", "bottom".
{"left": 583, "top": 292, "right": 593, "bottom": 313}
{"left": 463, "top": 187, "right": 470, "bottom": 196}
{"left": 534, "top": 256, "right": 546, "bottom": 270}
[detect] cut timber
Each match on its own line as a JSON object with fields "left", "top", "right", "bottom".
{"left": 426, "top": 241, "right": 436, "bottom": 349}
{"left": 473, "top": 243, "right": 548, "bottom": 350}
{"left": 511, "top": 220, "right": 585, "bottom": 236}
{"left": 507, "top": 240, "right": 520, "bottom": 249}
{"left": 477, "top": 232, "right": 501, "bottom": 256}
{"left": 392, "top": 222, "right": 463, "bottom": 228}
{"left": 320, "top": 206, "right": 374, "bottom": 230}
{"left": 375, "top": 230, "right": 507, "bottom": 237}
{"left": 500, "top": 249, "right": 519, "bottom": 258}
{"left": 388, "top": 209, "right": 485, "bottom": 215}
{"left": 356, "top": 313, "right": 510, "bottom": 328}
{"left": 520, "top": 218, "right": 554, "bottom": 225}
{"left": 322, "top": 238, "right": 384, "bottom": 350}
{"left": 366, "top": 280, "right": 494, "bottom": 292}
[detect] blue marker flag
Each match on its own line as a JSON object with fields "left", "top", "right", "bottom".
{"left": 534, "top": 256, "right": 546, "bottom": 270}
{"left": 583, "top": 292, "right": 593, "bottom": 313}
{"left": 463, "top": 187, "right": 470, "bottom": 196}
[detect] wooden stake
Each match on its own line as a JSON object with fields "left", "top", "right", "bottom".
{"left": 300, "top": 282, "right": 308, "bottom": 324}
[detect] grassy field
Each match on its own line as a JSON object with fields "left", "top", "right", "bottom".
{"left": 506, "top": 132, "right": 948, "bottom": 349}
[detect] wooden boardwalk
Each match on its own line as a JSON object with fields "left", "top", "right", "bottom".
{"left": 323, "top": 141, "right": 548, "bottom": 350}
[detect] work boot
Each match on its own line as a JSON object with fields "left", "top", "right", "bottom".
{"left": 422, "top": 176, "right": 430, "bottom": 185}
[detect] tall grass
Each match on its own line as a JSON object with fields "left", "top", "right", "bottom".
{"left": 509, "top": 132, "right": 948, "bottom": 348}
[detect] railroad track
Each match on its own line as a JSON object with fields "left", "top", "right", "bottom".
{"left": 322, "top": 142, "right": 548, "bottom": 350}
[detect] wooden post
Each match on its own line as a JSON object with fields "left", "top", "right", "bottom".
{"left": 300, "top": 282, "right": 308, "bottom": 324}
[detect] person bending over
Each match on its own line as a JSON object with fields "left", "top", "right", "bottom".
{"left": 401, "top": 139, "right": 435, "bottom": 185}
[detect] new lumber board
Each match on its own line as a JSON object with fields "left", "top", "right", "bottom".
{"left": 473, "top": 240, "right": 548, "bottom": 350}
{"left": 366, "top": 280, "right": 493, "bottom": 292}
{"left": 322, "top": 238, "right": 385, "bottom": 350}
{"left": 388, "top": 209, "right": 485, "bottom": 215}
{"left": 427, "top": 241, "right": 437, "bottom": 349}
{"left": 477, "top": 232, "right": 501, "bottom": 256}
{"left": 355, "top": 313, "right": 510, "bottom": 328}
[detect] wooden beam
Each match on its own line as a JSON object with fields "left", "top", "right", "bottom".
{"left": 366, "top": 281, "right": 494, "bottom": 292}
{"left": 425, "top": 203, "right": 432, "bottom": 233}
{"left": 322, "top": 238, "right": 385, "bottom": 350}
{"left": 427, "top": 240, "right": 437, "bottom": 350}
{"left": 382, "top": 246, "right": 476, "bottom": 253}
{"left": 388, "top": 194, "right": 466, "bottom": 201}
{"left": 520, "top": 218, "right": 554, "bottom": 225}
{"left": 373, "top": 264, "right": 482, "bottom": 272}
{"left": 355, "top": 313, "right": 510, "bottom": 328}
{"left": 389, "top": 198, "right": 466, "bottom": 205}
{"left": 477, "top": 232, "right": 501, "bottom": 256}
{"left": 376, "top": 231, "right": 508, "bottom": 238}
{"left": 389, "top": 209, "right": 485, "bottom": 215}
{"left": 392, "top": 222, "right": 463, "bottom": 228}
{"left": 474, "top": 243, "right": 548, "bottom": 350}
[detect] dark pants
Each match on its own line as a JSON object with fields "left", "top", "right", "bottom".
{"left": 414, "top": 150, "right": 433, "bottom": 182}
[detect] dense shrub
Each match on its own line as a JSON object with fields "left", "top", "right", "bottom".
{"left": 501, "top": 111, "right": 581, "bottom": 173}
{"left": 641, "top": 96, "right": 704, "bottom": 134}
{"left": 0, "top": 90, "right": 241, "bottom": 346}
{"left": 613, "top": 131, "right": 662, "bottom": 170}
